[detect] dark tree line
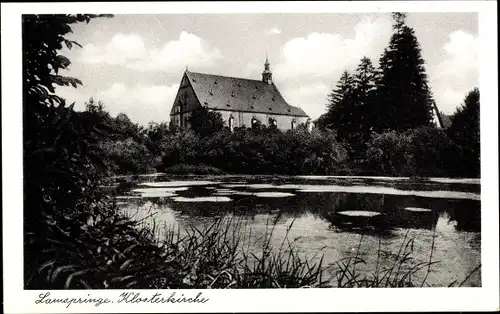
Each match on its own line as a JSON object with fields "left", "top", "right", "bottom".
{"left": 318, "top": 13, "right": 434, "bottom": 143}
{"left": 316, "top": 12, "right": 479, "bottom": 177}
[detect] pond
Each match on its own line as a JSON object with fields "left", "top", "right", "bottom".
{"left": 109, "top": 174, "right": 481, "bottom": 287}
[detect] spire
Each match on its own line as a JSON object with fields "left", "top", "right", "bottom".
{"left": 262, "top": 54, "right": 273, "bottom": 84}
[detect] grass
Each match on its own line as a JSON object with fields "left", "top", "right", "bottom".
{"left": 27, "top": 198, "right": 325, "bottom": 289}
{"left": 26, "top": 197, "right": 481, "bottom": 289}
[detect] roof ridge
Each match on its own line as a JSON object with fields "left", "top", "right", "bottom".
{"left": 187, "top": 70, "right": 266, "bottom": 84}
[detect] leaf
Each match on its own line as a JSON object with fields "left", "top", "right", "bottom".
{"left": 64, "top": 39, "right": 73, "bottom": 50}
{"left": 65, "top": 270, "right": 89, "bottom": 289}
{"left": 119, "top": 259, "right": 134, "bottom": 271}
{"left": 50, "top": 265, "right": 79, "bottom": 283}
{"left": 56, "top": 55, "right": 71, "bottom": 68}
{"left": 123, "top": 244, "right": 138, "bottom": 254}
{"left": 79, "top": 279, "right": 92, "bottom": 289}
{"left": 125, "top": 280, "right": 138, "bottom": 288}
{"left": 50, "top": 74, "right": 82, "bottom": 88}
{"left": 38, "top": 260, "right": 56, "bottom": 274}
{"left": 110, "top": 275, "right": 135, "bottom": 284}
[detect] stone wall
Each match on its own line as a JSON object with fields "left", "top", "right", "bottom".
{"left": 172, "top": 109, "right": 309, "bottom": 132}
{"left": 215, "top": 110, "right": 309, "bottom": 131}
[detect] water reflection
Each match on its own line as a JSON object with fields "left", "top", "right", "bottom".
{"left": 112, "top": 175, "right": 481, "bottom": 287}
{"left": 117, "top": 181, "right": 481, "bottom": 237}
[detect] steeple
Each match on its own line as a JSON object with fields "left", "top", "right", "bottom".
{"left": 262, "top": 54, "right": 273, "bottom": 84}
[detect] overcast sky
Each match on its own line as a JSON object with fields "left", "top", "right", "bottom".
{"left": 56, "top": 13, "right": 478, "bottom": 126}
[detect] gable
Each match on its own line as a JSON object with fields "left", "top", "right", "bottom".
{"left": 170, "top": 73, "right": 202, "bottom": 116}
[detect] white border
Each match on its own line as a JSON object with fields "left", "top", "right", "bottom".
{"left": 2, "top": 1, "right": 498, "bottom": 313}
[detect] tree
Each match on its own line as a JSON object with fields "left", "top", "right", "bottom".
{"left": 351, "top": 57, "right": 378, "bottom": 152}
{"left": 187, "top": 107, "right": 224, "bottom": 137}
{"left": 447, "top": 88, "right": 480, "bottom": 177}
{"left": 318, "top": 70, "right": 356, "bottom": 136}
{"left": 373, "top": 12, "right": 434, "bottom": 132}
{"left": 22, "top": 14, "right": 112, "bottom": 288}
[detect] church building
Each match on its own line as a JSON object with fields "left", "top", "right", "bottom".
{"left": 170, "top": 57, "right": 311, "bottom": 131}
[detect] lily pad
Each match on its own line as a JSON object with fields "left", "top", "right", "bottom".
{"left": 254, "top": 192, "right": 295, "bottom": 198}
{"left": 337, "top": 211, "right": 382, "bottom": 217}
{"left": 404, "top": 207, "right": 432, "bottom": 212}
{"left": 138, "top": 181, "right": 222, "bottom": 187}
{"left": 172, "top": 196, "right": 232, "bottom": 202}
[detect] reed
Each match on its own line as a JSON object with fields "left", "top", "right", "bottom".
{"left": 27, "top": 199, "right": 480, "bottom": 289}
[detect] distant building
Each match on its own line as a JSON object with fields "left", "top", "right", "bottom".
{"left": 170, "top": 57, "right": 311, "bottom": 131}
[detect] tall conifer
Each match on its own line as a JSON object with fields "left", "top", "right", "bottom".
{"left": 374, "top": 12, "right": 434, "bottom": 132}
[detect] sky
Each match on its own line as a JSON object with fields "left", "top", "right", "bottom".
{"left": 56, "top": 13, "right": 478, "bottom": 126}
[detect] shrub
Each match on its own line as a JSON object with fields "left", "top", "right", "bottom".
{"left": 362, "top": 127, "right": 460, "bottom": 177}
{"left": 363, "top": 130, "right": 415, "bottom": 176}
{"left": 160, "top": 127, "right": 349, "bottom": 175}
{"left": 164, "top": 164, "right": 225, "bottom": 175}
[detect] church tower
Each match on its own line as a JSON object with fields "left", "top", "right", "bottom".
{"left": 262, "top": 55, "right": 273, "bottom": 84}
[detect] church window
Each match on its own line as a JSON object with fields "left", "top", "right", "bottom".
{"left": 291, "top": 119, "right": 296, "bottom": 130}
{"left": 251, "top": 118, "right": 260, "bottom": 128}
{"left": 229, "top": 116, "right": 235, "bottom": 132}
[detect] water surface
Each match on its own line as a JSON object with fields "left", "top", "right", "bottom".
{"left": 111, "top": 174, "right": 481, "bottom": 287}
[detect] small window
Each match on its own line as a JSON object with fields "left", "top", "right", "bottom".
{"left": 251, "top": 118, "right": 260, "bottom": 129}
{"left": 291, "top": 119, "right": 296, "bottom": 130}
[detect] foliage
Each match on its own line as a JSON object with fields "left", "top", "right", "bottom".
{"left": 23, "top": 14, "right": 113, "bottom": 288}
{"left": 163, "top": 164, "right": 225, "bottom": 175}
{"left": 80, "top": 99, "right": 158, "bottom": 175}
{"left": 30, "top": 207, "right": 327, "bottom": 289}
{"left": 187, "top": 107, "right": 225, "bottom": 137}
{"left": 363, "top": 130, "right": 415, "bottom": 176}
{"left": 447, "top": 88, "right": 480, "bottom": 177}
{"left": 317, "top": 70, "right": 356, "bottom": 133}
{"left": 160, "top": 126, "right": 350, "bottom": 175}
{"left": 362, "top": 127, "right": 460, "bottom": 177}
{"left": 373, "top": 12, "right": 434, "bottom": 132}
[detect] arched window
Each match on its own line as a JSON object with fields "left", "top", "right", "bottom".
{"left": 269, "top": 117, "right": 277, "bottom": 128}
{"left": 291, "top": 119, "right": 296, "bottom": 130}
{"left": 251, "top": 117, "right": 260, "bottom": 129}
{"left": 228, "top": 115, "right": 235, "bottom": 132}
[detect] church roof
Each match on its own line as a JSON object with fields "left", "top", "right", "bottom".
{"left": 183, "top": 71, "right": 308, "bottom": 117}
